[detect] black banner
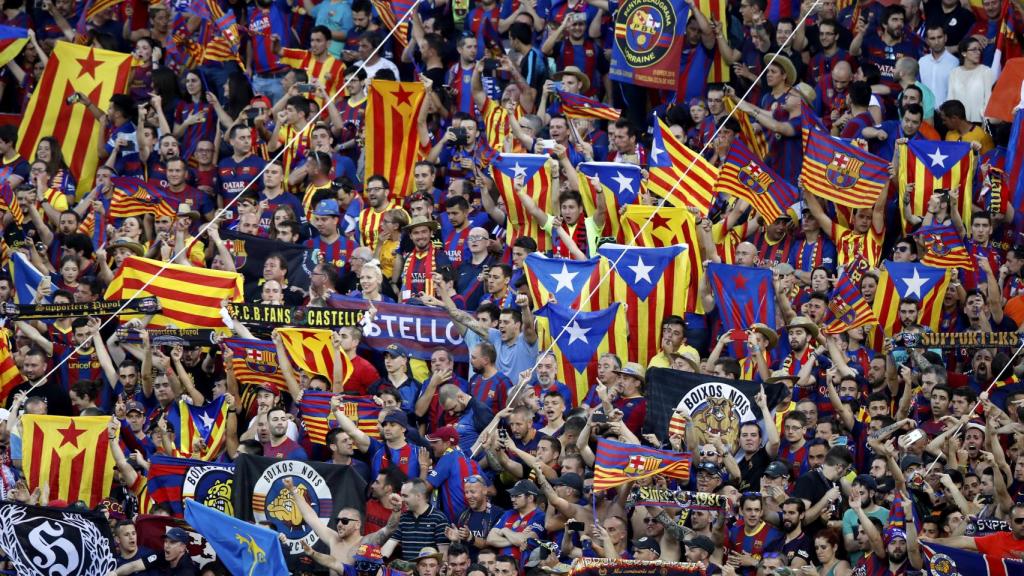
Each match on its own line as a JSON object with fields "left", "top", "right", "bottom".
{"left": 2, "top": 297, "right": 161, "bottom": 320}
{"left": 219, "top": 230, "right": 317, "bottom": 288}
{"left": 0, "top": 502, "right": 117, "bottom": 576}
{"left": 964, "top": 516, "right": 1009, "bottom": 536}
{"left": 232, "top": 454, "right": 367, "bottom": 569}
{"left": 228, "top": 303, "right": 362, "bottom": 328}
{"left": 893, "top": 331, "right": 1023, "bottom": 349}
{"left": 117, "top": 328, "right": 219, "bottom": 346}
{"left": 644, "top": 368, "right": 788, "bottom": 447}
{"left": 627, "top": 487, "right": 729, "bottom": 510}
{"left": 568, "top": 558, "right": 704, "bottom": 576}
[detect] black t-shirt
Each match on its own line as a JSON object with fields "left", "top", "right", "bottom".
{"left": 781, "top": 531, "right": 816, "bottom": 566}
{"left": 794, "top": 469, "right": 836, "bottom": 536}
{"left": 738, "top": 447, "right": 771, "bottom": 492}
{"left": 924, "top": 0, "right": 976, "bottom": 47}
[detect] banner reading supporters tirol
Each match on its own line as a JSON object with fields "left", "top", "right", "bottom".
{"left": 627, "top": 487, "right": 729, "bottom": 510}
{"left": 2, "top": 297, "right": 160, "bottom": 319}
{"left": 568, "top": 558, "right": 704, "bottom": 576}
{"left": 117, "top": 328, "right": 219, "bottom": 346}
{"left": 328, "top": 295, "right": 469, "bottom": 361}
{"left": 643, "top": 368, "right": 788, "bottom": 446}
{"left": 0, "top": 502, "right": 116, "bottom": 576}
{"left": 232, "top": 454, "right": 366, "bottom": 569}
{"left": 609, "top": 0, "right": 689, "bottom": 89}
{"left": 892, "top": 331, "right": 1023, "bottom": 349}
{"left": 228, "top": 303, "right": 361, "bottom": 328}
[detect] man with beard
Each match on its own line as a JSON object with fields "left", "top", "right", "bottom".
{"left": 795, "top": 447, "right": 854, "bottom": 531}
{"left": 760, "top": 461, "right": 791, "bottom": 518}
{"left": 842, "top": 475, "right": 889, "bottom": 564}
{"left": 780, "top": 498, "right": 814, "bottom": 568}
{"left": 396, "top": 216, "right": 449, "bottom": 302}
{"left": 284, "top": 477, "right": 401, "bottom": 572}
{"left": 437, "top": 383, "right": 493, "bottom": 455}
{"left": 724, "top": 493, "right": 783, "bottom": 575}
{"left": 779, "top": 316, "right": 819, "bottom": 377}
{"left": 850, "top": 5, "right": 922, "bottom": 92}
{"left": 851, "top": 493, "right": 923, "bottom": 575}
{"left": 531, "top": 353, "right": 573, "bottom": 408}
{"left": 357, "top": 175, "right": 403, "bottom": 249}
{"left": 262, "top": 407, "right": 308, "bottom": 459}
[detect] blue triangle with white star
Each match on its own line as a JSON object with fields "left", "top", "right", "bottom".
{"left": 906, "top": 140, "right": 972, "bottom": 180}
{"left": 578, "top": 162, "right": 642, "bottom": 206}
{"left": 598, "top": 243, "right": 686, "bottom": 301}
{"left": 884, "top": 260, "right": 947, "bottom": 301}
{"left": 525, "top": 254, "right": 599, "bottom": 300}
{"left": 536, "top": 302, "right": 620, "bottom": 372}
{"left": 491, "top": 153, "right": 549, "bottom": 182}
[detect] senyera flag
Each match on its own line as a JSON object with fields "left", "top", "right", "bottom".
{"left": 800, "top": 128, "right": 888, "bottom": 209}
{"left": 594, "top": 437, "right": 691, "bottom": 490}
{"left": 556, "top": 90, "right": 621, "bottom": 121}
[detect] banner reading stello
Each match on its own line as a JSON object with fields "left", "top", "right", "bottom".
{"left": 610, "top": 0, "right": 689, "bottom": 89}
{"left": 328, "top": 295, "right": 469, "bottom": 361}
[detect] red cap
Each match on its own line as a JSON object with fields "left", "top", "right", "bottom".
{"left": 425, "top": 426, "right": 460, "bottom": 444}
{"left": 250, "top": 95, "right": 272, "bottom": 108}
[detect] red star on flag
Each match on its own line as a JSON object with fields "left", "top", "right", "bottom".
{"left": 77, "top": 49, "right": 102, "bottom": 79}
{"left": 392, "top": 85, "right": 414, "bottom": 107}
{"left": 58, "top": 420, "right": 87, "bottom": 447}
{"left": 648, "top": 213, "right": 674, "bottom": 231}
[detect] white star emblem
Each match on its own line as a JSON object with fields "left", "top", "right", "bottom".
{"left": 564, "top": 320, "right": 591, "bottom": 345}
{"left": 900, "top": 267, "right": 930, "bottom": 299}
{"left": 198, "top": 411, "right": 216, "bottom": 431}
{"left": 650, "top": 138, "right": 664, "bottom": 164}
{"left": 511, "top": 162, "right": 527, "bottom": 180}
{"left": 550, "top": 264, "right": 579, "bottom": 293}
{"left": 927, "top": 147, "right": 948, "bottom": 168}
{"left": 628, "top": 256, "right": 655, "bottom": 284}
{"left": 611, "top": 171, "right": 634, "bottom": 195}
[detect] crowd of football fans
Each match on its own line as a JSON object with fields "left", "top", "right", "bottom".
{"left": 2, "top": 0, "right": 1024, "bottom": 573}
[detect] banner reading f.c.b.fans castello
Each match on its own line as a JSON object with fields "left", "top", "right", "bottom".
{"left": 610, "top": 0, "right": 689, "bottom": 89}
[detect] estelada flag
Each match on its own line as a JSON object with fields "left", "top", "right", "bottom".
{"left": 556, "top": 90, "right": 621, "bottom": 121}
{"left": 594, "top": 437, "right": 691, "bottom": 490}
{"left": 598, "top": 243, "right": 689, "bottom": 364}
{"left": 364, "top": 80, "right": 425, "bottom": 198}
{"left": 648, "top": 117, "right": 717, "bottom": 215}
{"left": 523, "top": 254, "right": 602, "bottom": 309}
{"left": 897, "top": 140, "right": 975, "bottom": 232}
{"left": 298, "top": 391, "right": 381, "bottom": 444}
{"left": 577, "top": 161, "right": 642, "bottom": 239}
{"left": 481, "top": 98, "right": 524, "bottom": 153}
{"left": 823, "top": 265, "right": 877, "bottom": 334}
{"left": 109, "top": 177, "right": 176, "bottom": 219}
{"left": 0, "top": 328, "right": 25, "bottom": 403}
{"left": 912, "top": 224, "right": 977, "bottom": 270}
{"left": 491, "top": 153, "right": 554, "bottom": 253}
{"left": 278, "top": 327, "right": 352, "bottom": 384}
{"left": 715, "top": 140, "right": 799, "bottom": 224}
{"left": 223, "top": 338, "right": 289, "bottom": 394}
{"left": 872, "top": 260, "right": 951, "bottom": 335}
{"left": 801, "top": 128, "right": 888, "bottom": 209}
{"left": 619, "top": 205, "right": 703, "bottom": 313}
{"left": 21, "top": 415, "right": 115, "bottom": 507}
{"left": 369, "top": 0, "right": 413, "bottom": 48}
{"left": 17, "top": 42, "right": 132, "bottom": 194}
{"left": 105, "top": 256, "right": 244, "bottom": 329}
{"left": 167, "top": 397, "right": 230, "bottom": 461}
{"left": 147, "top": 454, "right": 235, "bottom": 517}
{"left": 0, "top": 25, "right": 27, "bottom": 68}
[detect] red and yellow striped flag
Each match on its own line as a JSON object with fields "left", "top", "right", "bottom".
{"left": 491, "top": 153, "right": 554, "bottom": 253}
{"left": 278, "top": 328, "right": 352, "bottom": 385}
{"left": 694, "top": 0, "right": 729, "bottom": 83}
{"left": 279, "top": 49, "right": 346, "bottom": 98}
{"left": 897, "top": 141, "right": 975, "bottom": 233}
{"left": 0, "top": 25, "right": 28, "bottom": 68}
{"left": 723, "top": 95, "right": 768, "bottom": 160}
{"left": 481, "top": 98, "right": 524, "bottom": 153}
{"left": 104, "top": 256, "right": 244, "bottom": 329}
{"left": 0, "top": 329, "right": 25, "bottom": 404}
{"left": 0, "top": 182, "right": 23, "bottom": 225}
{"left": 22, "top": 415, "right": 115, "bottom": 507}
{"left": 647, "top": 117, "right": 718, "bottom": 215}
{"left": 17, "top": 41, "right": 132, "bottom": 194}
{"left": 364, "top": 80, "right": 425, "bottom": 199}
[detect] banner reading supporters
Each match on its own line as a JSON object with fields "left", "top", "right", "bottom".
{"left": 609, "top": 0, "right": 689, "bottom": 89}
{"left": 117, "top": 328, "right": 219, "bottom": 346}
{"left": 0, "top": 502, "right": 116, "bottom": 576}
{"left": 329, "top": 295, "right": 469, "bottom": 361}
{"left": 232, "top": 454, "right": 366, "bottom": 568}
{"left": 568, "top": 557, "right": 705, "bottom": 576}
{"left": 891, "top": 331, "right": 1023, "bottom": 349}
{"left": 2, "top": 297, "right": 160, "bottom": 320}
{"left": 228, "top": 303, "right": 361, "bottom": 328}
{"left": 643, "top": 368, "right": 788, "bottom": 445}
{"left": 17, "top": 41, "right": 132, "bottom": 193}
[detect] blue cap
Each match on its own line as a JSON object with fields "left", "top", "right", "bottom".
{"left": 163, "top": 527, "right": 190, "bottom": 543}
{"left": 313, "top": 199, "right": 340, "bottom": 216}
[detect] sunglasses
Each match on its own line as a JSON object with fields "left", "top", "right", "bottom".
{"left": 338, "top": 518, "right": 358, "bottom": 525}
{"left": 700, "top": 450, "right": 719, "bottom": 457}
{"left": 643, "top": 518, "right": 658, "bottom": 524}
{"left": 464, "top": 475, "right": 486, "bottom": 485}
{"left": 1013, "top": 517, "right": 1024, "bottom": 525}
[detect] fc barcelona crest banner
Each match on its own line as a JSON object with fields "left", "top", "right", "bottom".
{"left": 609, "top": 0, "right": 689, "bottom": 89}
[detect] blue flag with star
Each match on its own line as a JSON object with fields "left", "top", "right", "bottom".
{"left": 10, "top": 252, "right": 47, "bottom": 304}
{"left": 536, "top": 302, "right": 621, "bottom": 372}
{"left": 184, "top": 499, "right": 289, "bottom": 576}
{"left": 883, "top": 260, "right": 948, "bottom": 301}
{"left": 524, "top": 254, "right": 600, "bottom": 307}
{"left": 597, "top": 243, "right": 686, "bottom": 301}
{"left": 491, "top": 153, "right": 550, "bottom": 182}
{"left": 577, "top": 162, "right": 642, "bottom": 206}
{"left": 906, "top": 140, "right": 972, "bottom": 179}
{"left": 873, "top": 260, "right": 951, "bottom": 335}
{"left": 707, "top": 264, "right": 776, "bottom": 353}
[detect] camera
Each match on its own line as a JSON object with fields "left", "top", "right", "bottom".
{"left": 566, "top": 521, "right": 584, "bottom": 532}
{"left": 482, "top": 58, "right": 500, "bottom": 75}
{"left": 296, "top": 83, "right": 316, "bottom": 94}
{"left": 591, "top": 412, "right": 608, "bottom": 424}
{"left": 452, "top": 127, "right": 470, "bottom": 147}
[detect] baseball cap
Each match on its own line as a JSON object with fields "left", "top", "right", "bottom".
{"left": 313, "top": 199, "right": 341, "bottom": 217}
{"left": 550, "top": 473, "right": 584, "bottom": 495}
{"left": 900, "top": 454, "right": 923, "bottom": 471}
{"left": 125, "top": 401, "right": 145, "bottom": 414}
{"left": 384, "top": 343, "right": 408, "bottom": 358}
{"left": 764, "top": 461, "right": 791, "bottom": 478}
{"left": 381, "top": 411, "right": 409, "bottom": 427}
{"left": 425, "top": 426, "right": 460, "bottom": 444}
{"left": 508, "top": 479, "right": 540, "bottom": 496}
{"left": 875, "top": 476, "right": 896, "bottom": 493}
{"left": 633, "top": 536, "right": 661, "bottom": 554}
{"left": 696, "top": 461, "right": 722, "bottom": 477}
{"left": 163, "top": 527, "right": 190, "bottom": 543}
{"left": 685, "top": 535, "right": 715, "bottom": 554}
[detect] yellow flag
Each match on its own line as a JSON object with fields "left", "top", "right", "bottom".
{"left": 22, "top": 415, "right": 115, "bottom": 507}
{"left": 278, "top": 328, "right": 352, "bottom": 384}
{"left": 364, "top": 80, "right": 425, "bottom": 199}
